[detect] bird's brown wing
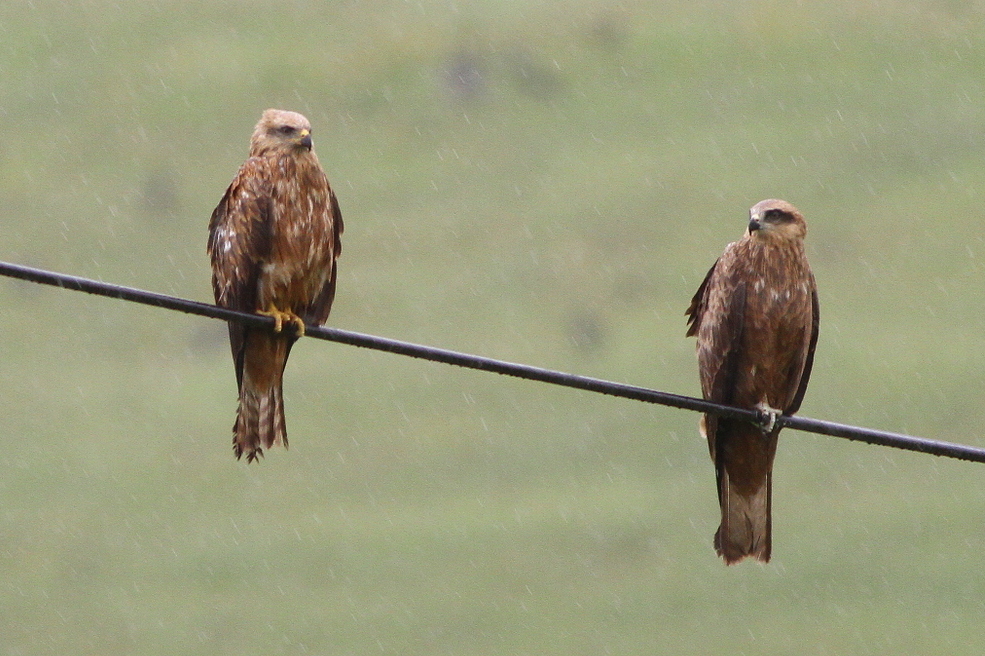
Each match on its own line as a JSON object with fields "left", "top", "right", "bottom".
{"left": 207, "top": 157, "right": 274, "bottom": 388}
{"left": 705, "top": 280, "right": 748, "bottom": 408}
{"left": 303, "top": 187, "right": 344, "bottom": 327}
{"left": 784, "top": 274, "right": 819, "bottom": 416}
{"left": 705, "top": 282, "right": 749, "bottom": 473}
{"left": 688, "top": 249, "right": 749, "bottom": 461}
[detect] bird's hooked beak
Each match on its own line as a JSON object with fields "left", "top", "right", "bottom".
{"left": 298, "top": 128, "right": 313, "bottom": 151}
{"left": 747, "top": 215, "right": 762, "bottom": 234}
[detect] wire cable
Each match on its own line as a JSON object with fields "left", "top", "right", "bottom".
{"left": 3, "top": 259, "right": 983, "bottom": 464}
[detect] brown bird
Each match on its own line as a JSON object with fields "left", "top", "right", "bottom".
{"left": 208, "top": 109, "right": 343, "bottom": 462}
{"left": 685, "top": 199, "right": 818, "bottom": 564}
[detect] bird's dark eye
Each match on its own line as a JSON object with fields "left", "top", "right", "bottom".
{"left": 763, "top": 209, "right": 790, "bottom": 222}
{"left": 277, "top": 125, "right": 295, "bottom": 135}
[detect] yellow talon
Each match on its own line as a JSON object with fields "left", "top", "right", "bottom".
{"left": 257, "top": 307, "right": 283, "bottom": 332}
{"left": 258, "top": 305, "right": 305, "bottom": 336}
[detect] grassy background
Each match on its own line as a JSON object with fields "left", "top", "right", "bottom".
{"left": 2, "top": 0, "right": 985, "bottom": 653}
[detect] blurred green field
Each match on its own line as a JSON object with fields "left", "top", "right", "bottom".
{"left": 3, "top": 0, "right": 985, "bottom": 653}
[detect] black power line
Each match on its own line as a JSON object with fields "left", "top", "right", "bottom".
{"left": 3, "top": 259, "right": 984, "bottom": 464}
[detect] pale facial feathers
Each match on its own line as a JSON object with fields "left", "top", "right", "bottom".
{"left": 746, "top": 198, "right": 808, "bottom": 241}
{"left": 250, "top": 109, "right": 315, "bottom": 157}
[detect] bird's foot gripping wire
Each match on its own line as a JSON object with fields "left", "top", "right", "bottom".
{"left": 258, "top": 305, "right": 306, "bottom": 337}
{"left": 754, "top": 402, "right": 783, "bottom": 435}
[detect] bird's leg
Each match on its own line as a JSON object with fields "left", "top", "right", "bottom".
{"left": 257, "top": 304, "right": 306, "bottom": 337}
{"left": 754, "top": 401, "right": 783, "bottom": 435}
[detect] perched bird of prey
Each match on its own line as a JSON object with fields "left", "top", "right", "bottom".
{"left": 685, "top": 199, "right": 818, "bottom": 564}
{"left": 208, "top": 109, "right": 343, "bottom": 462}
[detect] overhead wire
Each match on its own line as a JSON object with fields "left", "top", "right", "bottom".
{"left": 2, "top": 259, "right": 983, "bottom": 464}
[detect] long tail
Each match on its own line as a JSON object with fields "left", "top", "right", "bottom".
{"left": 714, "top": 469, "right": 772, "bottom": 564}
{"left": 705, "top": 416, "right": 777, "bottom": 564}
{"left": 233, "top": 332, "right": 290, "bottom": 463}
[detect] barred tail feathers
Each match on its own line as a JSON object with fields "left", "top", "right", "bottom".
{"left": 233, "top": 332, "right": 290, "bottom": 463}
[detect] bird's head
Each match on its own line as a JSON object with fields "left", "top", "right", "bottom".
{"left": 746, "top": 199, "right": 807, "bottom": 241}
{"left": 250, "top": 109, "right": 315, "bottom": 156}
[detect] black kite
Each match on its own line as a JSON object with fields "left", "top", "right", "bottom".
{"left": 208, "top": 109, "right": 343, "bottom": 462}
{"left": 686, "top": 199, "right": 818, "bottom": 564}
